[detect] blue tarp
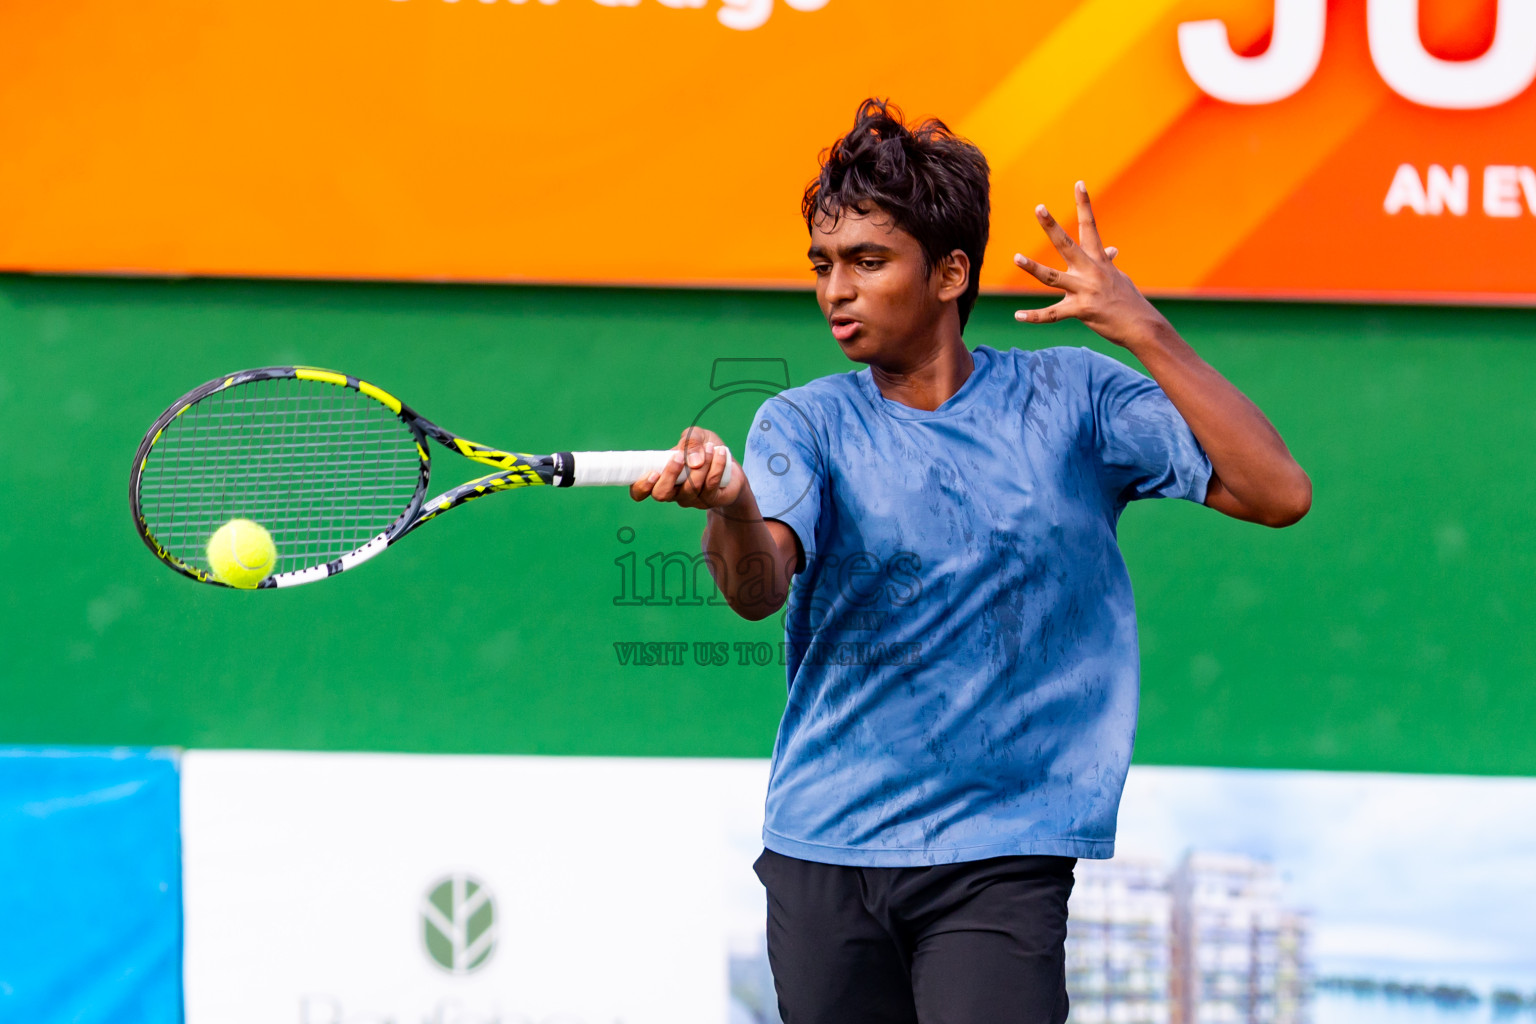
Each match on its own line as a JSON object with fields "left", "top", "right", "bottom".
{"left": 0, "top": 747, "right": 182, "bottom": 1023}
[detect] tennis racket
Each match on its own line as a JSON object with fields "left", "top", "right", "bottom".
{"left": 130, "top": 366, "right": 732, "bottom": 589}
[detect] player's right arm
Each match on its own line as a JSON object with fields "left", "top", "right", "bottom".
{"left": 629, "top": 427, "right": 800, "bottom": 621}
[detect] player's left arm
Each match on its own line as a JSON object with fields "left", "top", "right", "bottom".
{"left": 1012, "top": 182, "right": 1311, "bottom": 528}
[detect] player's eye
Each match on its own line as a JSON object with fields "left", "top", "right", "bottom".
{"left": 810, "top": 263, "right": 831, "bottom": 275}
{"left": 858, "top": 259, "right": 885, "bottom": 271}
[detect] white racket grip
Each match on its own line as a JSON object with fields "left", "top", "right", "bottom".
{"left": 571, "top": 449, "right": 734, "bottom": 489}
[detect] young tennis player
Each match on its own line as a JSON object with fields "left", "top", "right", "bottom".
{"left": 631, "top": 99, "right": 1310, "bottom": 1024}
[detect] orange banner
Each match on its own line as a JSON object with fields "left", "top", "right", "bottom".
{"left": 2, "top": 0, "right": 1533, "bottom": 301}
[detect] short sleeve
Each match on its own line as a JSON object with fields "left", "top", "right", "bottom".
{"left": 1079, "top": 348, "right": 1212, "bottom": 505}
{"left": 742, "top": 392, "right": 825, "bottom": 558}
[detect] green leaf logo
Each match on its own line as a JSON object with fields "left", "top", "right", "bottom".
{"left": 422, "top": 874, "right": 497, "bottom": 975}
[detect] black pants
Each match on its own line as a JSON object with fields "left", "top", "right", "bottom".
{"left": 753, "top": 849, "right": 1075, "bottom": 1024}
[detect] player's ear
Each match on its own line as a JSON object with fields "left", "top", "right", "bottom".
{"left": 935, "top": 249, "right": 970, "bottom": 304}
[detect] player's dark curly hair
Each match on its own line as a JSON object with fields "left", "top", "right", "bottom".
{"left": 803, "top": 98, "right": 991, "bottom": 329}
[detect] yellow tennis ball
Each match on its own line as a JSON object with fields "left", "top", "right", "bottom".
{"left": 206, "top": 519, "right": 277, "bottom": 589}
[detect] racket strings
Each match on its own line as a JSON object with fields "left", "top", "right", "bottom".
{"left": 138, "top": 378, "right": 423, "bottom": 575}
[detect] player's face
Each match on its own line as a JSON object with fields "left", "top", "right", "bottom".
{"left": 808, "top": 206, "right": 951, "bottom": 367}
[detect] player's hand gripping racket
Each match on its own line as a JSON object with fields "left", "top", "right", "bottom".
{"left": 129, "top": 366, "right": 732, "bottom": 588}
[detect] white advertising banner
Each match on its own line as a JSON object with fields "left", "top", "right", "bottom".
{"left": 181, "top": 751, "right": 772, "bottom": 1024}
{"left": 184, "top": 755, "right": 1536, "bottom": 1024}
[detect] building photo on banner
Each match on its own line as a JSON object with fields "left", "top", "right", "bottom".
{"left": 4, "top": 0, "right": 1536, "bottom": 1021}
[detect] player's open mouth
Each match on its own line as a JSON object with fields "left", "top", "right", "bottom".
{"left": 830, "top": 317, "right": 861, "bottom": 342}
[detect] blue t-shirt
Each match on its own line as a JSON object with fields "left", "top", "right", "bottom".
{"left": 742, "top": 345, "right": 1211, "bottom": 867}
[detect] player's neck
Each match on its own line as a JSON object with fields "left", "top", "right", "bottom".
{"left": 869, "top": 330, "right": 973, "bottom": 412}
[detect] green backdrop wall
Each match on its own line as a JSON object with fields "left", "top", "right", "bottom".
{"left": 2, "top": 274, "right": 1532, "bottom": 775}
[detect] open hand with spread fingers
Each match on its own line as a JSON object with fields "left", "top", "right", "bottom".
{"left": 1013, "top": 182, "right": 1171, "bottom": 349}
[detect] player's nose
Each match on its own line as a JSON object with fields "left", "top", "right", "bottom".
{"left": 824, "top": 263, "right": 857, "bottom": 304}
